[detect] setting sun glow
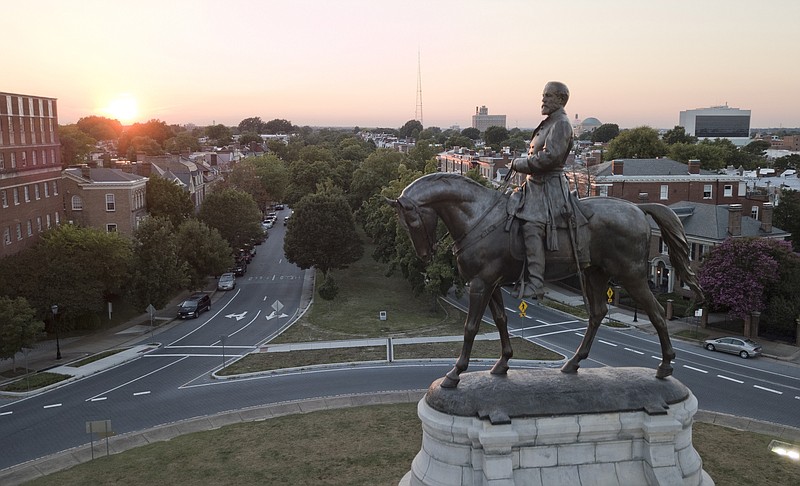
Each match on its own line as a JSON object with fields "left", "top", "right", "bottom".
{"left": 103, "top": 95, "right": 139, "bottom": 124}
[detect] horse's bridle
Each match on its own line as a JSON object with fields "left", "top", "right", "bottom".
{"left": 396, "top": 196, "right": 444, "bottom": 259}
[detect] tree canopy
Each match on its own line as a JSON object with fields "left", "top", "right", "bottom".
{"left": 238, "top": 117, "right": 266, "bottom": 134}
{"left": 76, "top": 116, "right": 124, "bottom": 141}
{"left": 129, "top": 217, "right": 189, "bottom": 310}
{"left": 591, "top": 124, "right": 620, "bottom": 144}
{"left": 399, "top": 120, "right": 423, "bottom": 139}
{"left": 0, "top": 296, "right": 44, "bottom": 370}
{"left": 146, "top": 175, "right": 194, "bottom": 228}
{"left": 176, "top": 219, "right": 233, "bottom": 290}
{"left": 198, "top": 188, "right": 264, "bottom": 250}
{"left": 661, "top": 126, "right": 697, "bottom": 145}
{"left": 283, "top": 186, "right": 363, "bottom": 277}
{"left": 206, "top": 124, "right": 232, "bottom": 146}
{"left": 264, "top": 118, "right": 295, "bottom": 134}
{"left": 774, "top": 189, "right": 800, "bottom": 252}
{"left": 604, "top": 126, "right": 668, "bottom": 160}
{"left": 58, "top": 125, "right": 96, "bottom": 166}
{"left": 483, "top": 126, "right": 510, "bottom": 149}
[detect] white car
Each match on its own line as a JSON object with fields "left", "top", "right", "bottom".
{"left": 217, "top": 273, "right": 236, "bottom": 291}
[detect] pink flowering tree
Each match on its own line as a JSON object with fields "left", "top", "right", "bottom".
{"left": 698, "top": 237, "right": 786, "bottom": 319}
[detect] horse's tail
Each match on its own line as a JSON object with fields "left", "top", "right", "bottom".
{"left": 638, "top": 203, "right": 705, "bottom": 308}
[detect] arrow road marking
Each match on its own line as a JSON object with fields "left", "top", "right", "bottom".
{"left": 225, "top": 311, "right": 248, "bottom": 321}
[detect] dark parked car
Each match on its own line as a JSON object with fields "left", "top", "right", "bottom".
{"left": 177, "top": 293, "right": 211, "bottom": 319}
{"left": 703, "top": 336, "right": 762, "bottom": 359}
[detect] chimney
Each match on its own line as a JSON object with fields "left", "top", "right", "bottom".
{"left": 80, "top": 164, "right": 91, "bottom": 180}
{"left": 210, "top": 153, "right": 218, "bottom": 166}
{"left": 688, "top": 159, "right": 701, "bottom": 174}
{"left": 611, "top": 159, "right": 624, "bottom": 175}
{"left": 727, "top": 204, "right": 742, "bottom": 236}
{"left": 760, "top": 203, "right": 774, "bottom": 233}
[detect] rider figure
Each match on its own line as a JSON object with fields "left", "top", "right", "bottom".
{"left": 511, "top": 81, "right": 574, "bottom": 300}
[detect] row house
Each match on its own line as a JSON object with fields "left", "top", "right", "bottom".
{"left": 134, "top": 155, "right": 206, "bottom": 212}
{"left": 437, "top": 147, "right": 521, "bottom": 186}
{"left": 650, "top": 201, "right": 788, "bottom": 296}
{"left": 62, "top": 166, "right": 147, "bottom": 236}
{"left": 0, "top": 92, "right": 63, "bottom": 258}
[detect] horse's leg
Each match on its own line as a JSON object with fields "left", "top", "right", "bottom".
{"left": 442, "top": 281, "right": 492, "bottom": 388}
{"left": 562, "top": 268, "right": 609, "bottom": 374}
{"left": 625, "top": 279, "right": 675, "bottom": 378}
{"left": 488, "top": 286, "right": 512, "bottom": 375}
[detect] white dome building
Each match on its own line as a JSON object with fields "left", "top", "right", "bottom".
{"left": 574, "top": 116, "right": 602, "bottom": 136}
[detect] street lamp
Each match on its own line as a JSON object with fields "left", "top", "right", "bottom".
{"left": 51, "top": 304, "right": 61, "bottom": 360}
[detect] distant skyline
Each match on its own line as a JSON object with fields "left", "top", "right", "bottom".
{"left": 5, "top": 0, "right": 800, "bottom": 130}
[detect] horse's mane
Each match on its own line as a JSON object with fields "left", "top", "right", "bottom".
{"left": 402, "top": 173, "right": 497, "bottom": 205}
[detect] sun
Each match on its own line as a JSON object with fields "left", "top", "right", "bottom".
{"left": 103, "top": 94, "right": 139, "bottom": 124}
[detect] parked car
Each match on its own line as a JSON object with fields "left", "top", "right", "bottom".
{"left": 275, "top": 204, "right": 285, "bottom": 210}
{"left": 230, "top": 257, "right": 247, "bottom": 277}
{"left": 703, "top": 336, "right": 762, "bottom": 359}
{"left": 177, "top": 292, "right": 211, "bottom": 319}
{"left": 217, "top": 273, "right": 236, "bottom": 291}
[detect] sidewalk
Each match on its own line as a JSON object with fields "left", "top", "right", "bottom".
{"left": 0, "top": 286, "right": 213, "bottom": 387}
{"left": 543, "top": 283, "right": 800, "bottom": 365}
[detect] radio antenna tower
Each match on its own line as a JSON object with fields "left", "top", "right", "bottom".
{"left": 415, "top": 50, "right": 423, "bottom": 125}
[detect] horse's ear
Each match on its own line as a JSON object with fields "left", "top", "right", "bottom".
{"left": 384, "top": 197, "right": 399, "bottom": 208}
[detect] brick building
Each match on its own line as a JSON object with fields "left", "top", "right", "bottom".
{"left": 62, "top": 166, "right": 147, "bottom": 236}
{"left": 0, "top": 92, "right": 63, "bottom": 258}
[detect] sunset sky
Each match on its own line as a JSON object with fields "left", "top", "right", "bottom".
{"left": 5, "top": 0, "right": 799, "bottom": 130}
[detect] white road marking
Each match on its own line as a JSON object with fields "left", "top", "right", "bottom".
{"left": 598, "top": 340, "right": 617, "bottom": 347}
{"left": 225, "top": 310, "right": 262, "bottom": 338}
{"left": 0, "top": 411, "right": 12, "bottom": 416}
{"left": 574, "top": 332, "right": 584, "bottom": 337}
{"left": 43, "top": 403, "right": 62, "bottom": 409}
{"left": 717, "top": 375, "right": 744, "bottom": 384}
{"left": 133, "top": 391, "right": 151, "bottom": 396}
{"left": 89, "top": 397, "right": 107, "bottom": 402}
{"left": 624, "top": 347, "right": 645, "bottom": 355}
{"left": 753, "top": 385, "right": 782, "bottom": 395}
{"left": 683, "top": 365, "right": 708, "bottom": 373}
{"left": 531, "top": 327, "right": 588, "bottom": 338}
{"left": 86, "top": 356, "right": 188, "bottom": 401}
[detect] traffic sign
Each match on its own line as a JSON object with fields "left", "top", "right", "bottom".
{"left": 518, "top": 301, "right": 528, "bottom": 317}
{"left": 607, "top": 287, "right": 614, "bottom": 304}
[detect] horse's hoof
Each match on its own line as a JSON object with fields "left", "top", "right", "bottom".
{"left": 490, "top": 361, "right": 509, "bottom": 375}
{"left": 561, "top": 361, "right": 580, "bottom": 374}
{"left": 656, "top": 365, "right": 673, "bottom": 379}
{"left": 440, "top": 375, "right": 460, "bottom": 388}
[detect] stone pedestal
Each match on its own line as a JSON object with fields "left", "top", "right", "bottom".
{"left": 401, "top": 367, "right": 713, "bottom": 486}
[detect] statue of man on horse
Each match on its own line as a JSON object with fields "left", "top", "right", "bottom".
{"left": 510, "top": 81, "right": 589, "bottom": 301}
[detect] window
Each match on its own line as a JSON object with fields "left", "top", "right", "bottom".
{"left": 3, "top": 227, "right": 10, "bottom": 245}
{"left": 0, "top": 153, "right": 4, "bottom": 169}
{"left": 703, "top": 184, "right": 712, "bottom": 199}
{"left": 16, "top": 223, "right": 22, "bottom": 240}
{"left": 1, "top": 190, "right": 6, "bottom": 208}
{"left": 24, "top": 186, "right": 30, "bottom": 202}
{"left": 660, "top": 184, "right": 668, "bottom": 200}
{"left": 26, "top": 220, "right": 32, "bottom": 236}
{"left": 10, "top": 152, "right": 15, "bottom": 168}
{"left": 71, "top": 195, "right": 83, "bottom": 210}
{"left": 659, "top": 238, "right": 669, "bottom": 255}
{"left": 32, "top": 151, "right": 37, "bottom": 165}
{"left": 751, "top": 206, "right": 759, "bottom": 220}
{"left": 50, "top": 149, "right": 55, "bottom": 165}
{"left": 13, "top": 188, "right": 19, "bottom": 205}
{"left": 55, "top": 212, "right": 60, "bottom": 225}
{"left": 52, "top": 181, "right": 58, "bottom": 195}
{"left": 106, "top": 194, "right": 116, "bottom": 211}
{"left": 106, "top": 224, "right": 117, "bottom": 233}
{"left": 46, "top": 214, "right": 51, "bottom": 229}
{"left": 36, "top": 216, "right": 42, "bottom": 232}
{"left": 723, "top": 185, "right": 733, "bottom": 197}
{"left": 21, "top": 152, "right": 26, "bottom": 167}
{"left": 44, "top": 182, "right": 49, "bottom": 197}
{"left": 34, "top": 184, "right": 40, "bottom": 199}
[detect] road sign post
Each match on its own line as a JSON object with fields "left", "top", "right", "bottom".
{"left": 146, "top": 304, "right": 156, "bottom": 341}
{"left": 86, "top": 420, "right": 114, "bottom": 459}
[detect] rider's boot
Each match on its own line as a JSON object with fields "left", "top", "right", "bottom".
{"left": 519, "top": 223, "right": 546, "bottom": 300}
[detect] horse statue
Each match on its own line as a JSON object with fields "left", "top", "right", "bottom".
{"left": 388, "top": 172, "right": 703, "bottom": 388}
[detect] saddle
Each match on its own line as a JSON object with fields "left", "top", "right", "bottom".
{"left": 506, "top": 190, "right": 593, "bottom": 269}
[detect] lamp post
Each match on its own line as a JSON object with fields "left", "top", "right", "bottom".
{"left": 51, "top": 304, "right": 61, "bottom": 360}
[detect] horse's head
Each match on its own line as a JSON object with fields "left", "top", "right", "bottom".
{"left": 386, "top": 196, "right": 438, "bottom": 263}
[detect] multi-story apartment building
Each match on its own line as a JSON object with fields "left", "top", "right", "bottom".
{"left": 679, "top": 104, "right": 751, "bottom": 147}
{"left": 471, "top": 106, "right": 506, "bottom": 132}
{"left": 62, "top": 166, "right": 147, "bottom": 236}
{"left": 0, "top": 92, "right": 63, "bottom": 258}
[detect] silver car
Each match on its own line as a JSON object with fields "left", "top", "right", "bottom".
{"left": 703, "top": 336, "right": 761, "bottom": 359}
{"left": 217, "top": 273, "right": 236, "bottom": 291}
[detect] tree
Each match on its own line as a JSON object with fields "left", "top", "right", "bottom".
{"left": 76, "top": 116, "right": 123, "bottom": 140}
{"left": 742, "top": 140, "right": 771, "bottom": 158}
{"left": 0, "top": 296, "right": 44, "bottom": 371}
{"left": 238, "top": 116, "right": 266, "bottom": 134}
{"left": 661, "top": 126, "right": 697, "bottom": 145}
{"left": 349, "top": 149, "right": 409, "bottom": 209}
{"left": 264, "top": 118, "right": 294, "bottom": 134}
{"left": 176, "top": 219, "right": 233, "bottom": 290}
{"left": 483, "top": 126, "right": 510, "bottom": 149}
{"left": 146, "top": 175, "right": 194, "bottom": 228}
{"left": 668, "top": 142, "right": 729, "bottom": 170}
{"left": 164, "top": 131, "right": 201, "bottom": 154}
{"left": 591, "top": 123, "right": 620, "bottom": 143}
{"left": 129, "top": 217, "right": 189, "bottom": 310}
{"left": 58, "top": 125, "right": 96, "bottom": 166}
{"left": 444, "top": 135, "right": 475, "bottom": 150}
{"left": 198, "top": 188, "right": 264, "bottom": 250}
{"left": 238, "top": 132, "right": 262, "bottom": 146}
{"left": 461, "top": 127, "right": 481, "bottom": 140}
{"left": 284, "top": 160, "right": 332, "bottom": 206}
{"left": 399, "top": 120, "right": 423, "bottom": 139}
{"left": 125, "top": 135, "right": 163, "bottom": 160}
{"left": 206, "top": 124, "right": 232, "bottom": 146}
{"left": 604, "top": 126, "right": 667, "bottom": 160}
{"left": 774, "top": 189, "right": 800, "bottom": 252}
{"left": 283, "top": 187, "right": 363, "bottom": 279}
{"left": 698, "top": 238, "right": 785, "bottom": 319}
{"left": 772, "top": 154, "right": 800, "bottom": 173}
